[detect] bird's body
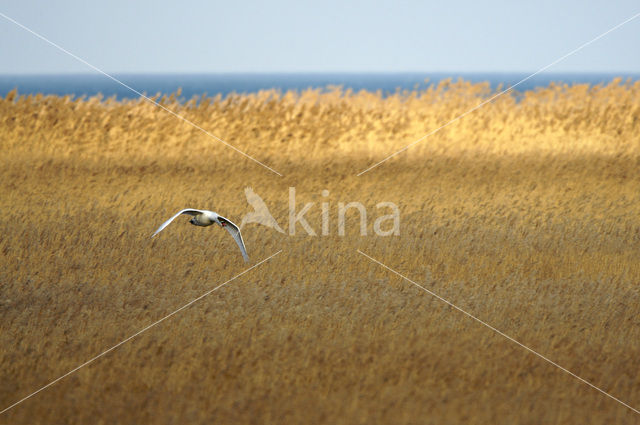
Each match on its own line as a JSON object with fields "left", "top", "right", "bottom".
{"left": 152, "top": 209, "right": 249, "bottom": 262}
{"left": 188, "top": 211, "right": 217, "bottom": 227}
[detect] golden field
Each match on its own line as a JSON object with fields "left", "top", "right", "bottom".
{"left": 1, "top": 79, "right": 639, "bottom": 424}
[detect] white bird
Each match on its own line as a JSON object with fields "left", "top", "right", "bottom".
{"left": 152, "top": 209, "right": 249, "bottom": 262}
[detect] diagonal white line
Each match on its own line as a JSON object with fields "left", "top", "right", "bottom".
{"left": 357, "top": 249, "right": 640, "bottom": 415}
{"left": 0, "top": 11, "right": 283, "bottom": 177}
{"left": 0, "top": 250, "right": 282, "bottom": 416}
{"left": 357, "top": 11, "right": 640, "bottom": 176}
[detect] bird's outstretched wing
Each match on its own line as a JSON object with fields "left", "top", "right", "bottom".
{"left": 218, "top": 215, "right": 250, "bottom": 263}
{"left": 151, "top": 209, "right": 208, "bottom": 238}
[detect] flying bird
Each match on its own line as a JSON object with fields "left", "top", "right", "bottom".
{"left": 152, "top": 209, "right": 249, "bottom": 262}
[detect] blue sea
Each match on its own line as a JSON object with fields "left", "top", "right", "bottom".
{"left": 0, "top": 72, "right": 638, "bottom": 101}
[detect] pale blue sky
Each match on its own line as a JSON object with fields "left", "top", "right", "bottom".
{"left": 0, "top": 0, "right": 638, "bottom": 74}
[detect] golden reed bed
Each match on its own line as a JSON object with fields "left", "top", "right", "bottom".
{"left": 1, "top": 79, "right": 639, "bottom": 424}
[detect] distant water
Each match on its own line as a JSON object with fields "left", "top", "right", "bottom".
{"left": 1, "top": 72, "right": 638, "bottom": 101}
